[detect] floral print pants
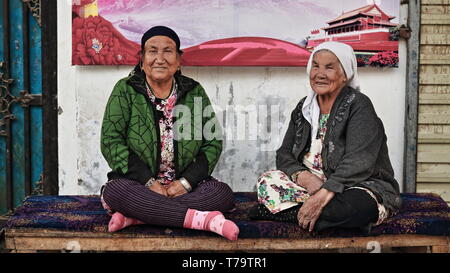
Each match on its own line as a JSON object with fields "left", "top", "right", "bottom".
{"left": 257, "top": 171, "right": 389, "bottom": 225}
{"left": 257, "top": 170, "right": 310, "bottom": 214}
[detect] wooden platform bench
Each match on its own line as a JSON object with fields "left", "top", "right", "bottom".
{"left": 2, "top": 229, "right": 449, "bottom": 253}
{"left": 1, "top": 192, "right": 449, "bottom": 253}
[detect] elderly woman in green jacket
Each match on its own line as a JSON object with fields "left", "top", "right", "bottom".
{"left": 100, "top": 26, "right": 239, "bottom": 240}
{"left": 251, "top": 42, "right": 402, "bottom": 233}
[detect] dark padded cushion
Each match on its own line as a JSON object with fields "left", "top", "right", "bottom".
{"left": 5, "top": 192, "right": 450, "bottom": 238}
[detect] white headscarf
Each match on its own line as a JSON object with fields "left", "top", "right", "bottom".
{"left": 302, "top": 41, "right": 360, "bottom": 140}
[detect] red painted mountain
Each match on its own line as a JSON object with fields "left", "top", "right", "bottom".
{"left": 181, "top": 37, "right": 311, "bottom": 66}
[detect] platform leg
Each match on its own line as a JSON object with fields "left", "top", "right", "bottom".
{"left": 431, "top": 245, "right": 449, "bottom": 253}
{"left": 13, "top": 249, "right": 38, "bottom": 253}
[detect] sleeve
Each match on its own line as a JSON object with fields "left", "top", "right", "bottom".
{"left": 100, "top": 81, "right": 153, "bottom": 185}
{"left": 322, "top": 97, "right": 384, "bottom": 193}
{"left": 181, "top": 86, "right": 223, "bottom": 188}
{"left": 276, "top": 105, "right": 309, "bottom": 178}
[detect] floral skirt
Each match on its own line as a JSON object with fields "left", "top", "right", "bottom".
{"left": 257, "top": 170, "right": 310, "bottom": 214}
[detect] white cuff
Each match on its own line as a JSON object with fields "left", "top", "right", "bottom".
{"left": 145, "top": 178, "right": 156, "bottom": 188}
{"left": 179, "top": 177, "right": 192, "bottom": 192}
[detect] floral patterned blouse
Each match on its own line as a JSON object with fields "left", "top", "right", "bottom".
{"left": 302, "top": 113, "right": 329, "bottom": 180}
{"left": 145, "top": 81, "right": 177, "bottom": 186}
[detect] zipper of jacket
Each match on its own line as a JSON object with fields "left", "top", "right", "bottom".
{"left": 322, "top": 115, "right": 336, "bottom": 174}
{"left": 173, "top": 103, "right": 180, "bottom": 179}
{"left": 152, "top": 104, "right": 162, "bottom": 176}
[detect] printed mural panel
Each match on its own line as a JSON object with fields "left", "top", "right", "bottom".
{"left": 72, "top": 0, "right": 400, "bottom": 67}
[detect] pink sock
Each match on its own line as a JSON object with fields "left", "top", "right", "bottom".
{"left": 108, "top": 212, "right": 145, "bottom": 232}
{"left": 183, "top": 209, "right": 239, "bottom": 241}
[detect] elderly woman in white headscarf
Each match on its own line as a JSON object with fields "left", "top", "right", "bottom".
{"left": 250, "top": 41, "right": 401, "bottom": 233}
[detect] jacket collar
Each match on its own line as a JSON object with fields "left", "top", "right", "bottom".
{"left": 126, "top": 65, "right": 199, "bottom": 100}
{"left": 328, "top": 85, "right": 356, "bottom": 118}
{"left": 301, "top": 85, "right": 357, "bottom": 140}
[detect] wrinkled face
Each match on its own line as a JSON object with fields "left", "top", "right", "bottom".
{"left": 142, "top": 35, "right": 180, "bottom": 84}
{"left": 309, "top": 50, "right": 347, "bottom": 96}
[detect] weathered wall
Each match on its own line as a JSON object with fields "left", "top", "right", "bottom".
{"left": 58, "top": 1, "right": 408, "bottom": 194}
{"left": 417, "top": 0, "right": 450, "bottom": 203}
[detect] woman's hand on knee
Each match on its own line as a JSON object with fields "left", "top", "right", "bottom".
{"left": 166, "top": 180, "right": 188, "bottom": 198}
{"left": 148, "top": 182, "right": 169, "bottom": 197}
{"left": 297, "top": 188, "right": 335, "bottom": 232}
{"left": 296, "top": 171, "right": 324, "bottom": 195}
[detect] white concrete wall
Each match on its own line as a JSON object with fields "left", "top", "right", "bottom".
{"left": 58, "top": 2, "right": 408, "bottom": 194}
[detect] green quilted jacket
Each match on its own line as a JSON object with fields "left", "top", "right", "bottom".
{"left": 100, "top": 67, "right": 223, "bottom": 188}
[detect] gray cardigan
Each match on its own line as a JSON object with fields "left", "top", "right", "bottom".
{"left": 276, "top": 86, "right": 402, "bottom": 213}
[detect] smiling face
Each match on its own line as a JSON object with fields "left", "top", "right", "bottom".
{"left": 142, "top": 35, "right": 180, "bottom": 85}
{"left": 309, "top": 50, "right": 347, "bottom": 97}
